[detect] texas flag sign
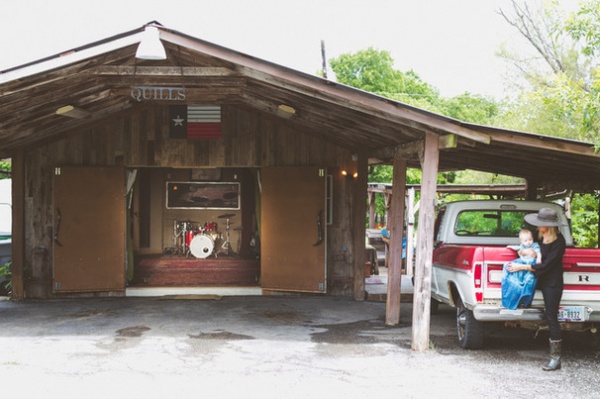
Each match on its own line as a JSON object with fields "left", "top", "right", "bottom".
{"left": 169, "top": 105, "right": 221, "bottom": 139}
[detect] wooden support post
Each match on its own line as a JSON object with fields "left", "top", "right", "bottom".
{"left": 406, "top": 187, "right": 415, "bottom": 276}
{"left": 411, "top": 132, "right": 439, "bottom": 351}
{"left": 11, "top": 150, "right": 25, "bottom": 300}
{"left": 353, "top": 153, "right": 368, "bottom": 301}
{"left": 368, "top": 191, "right": 375, "bottom": 229}
{"left": 386, "top": 154, "right": 407, "bottom": 325}
{"left": 384, "top": 192, "right": 391, "bottom": 227}
{"left": 525, "top": 179, "right": 538, "bottom": 200}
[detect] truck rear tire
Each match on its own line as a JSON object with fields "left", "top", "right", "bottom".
{"left": 456, "top": 297, "right": 484, "bottom": 349}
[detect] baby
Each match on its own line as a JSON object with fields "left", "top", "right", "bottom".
{"left": 502, "top": 229, "right": 540, "bottom": 310}
{"left": 508, "top": 229, "right": 541, "bottom": 266}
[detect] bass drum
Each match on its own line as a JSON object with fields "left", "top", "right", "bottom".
{"left": 189, "top": 234, "right": 214, "bottom": 259}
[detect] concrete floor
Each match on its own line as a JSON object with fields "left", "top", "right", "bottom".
{"left": 2, "top": 295, "right": 598, "bottom": 398}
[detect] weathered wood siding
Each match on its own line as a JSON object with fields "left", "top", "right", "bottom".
{"left": 22, "top": 104, "right": 356, "bottom": 298}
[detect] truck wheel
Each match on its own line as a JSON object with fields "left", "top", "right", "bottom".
{"left": 456, "top": 297, "right": 484, "bottom": 349}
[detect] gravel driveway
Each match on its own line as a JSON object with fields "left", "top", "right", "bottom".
{"left": 0, "top": 296, "right": 598, "bottom": 398}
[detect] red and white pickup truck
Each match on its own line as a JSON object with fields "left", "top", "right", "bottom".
{"left": 431, "top": 200, "right": 600, "bottom": 349}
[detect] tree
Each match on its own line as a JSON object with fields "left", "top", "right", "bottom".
{"left": 330, "top": 48, "right": 506, "bottom": 219}
{"left": 497, "top": 0, "right": 600, "bottom": 143}
{"left": 495, "top": 1, "right": 600, "bottom": 247}
{"left": 564, "top": 0, "right": 600, "bottom": 140}
{"left": 440, "top": 94, "right": 500, "bottom": 126}
{"left": 329, "top": 47, "right": 448, "bottom": 119}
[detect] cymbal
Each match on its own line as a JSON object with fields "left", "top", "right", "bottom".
{"left": 218, "top": 213, "right": 236, "bottom": 219}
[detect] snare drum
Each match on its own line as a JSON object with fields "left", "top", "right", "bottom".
{"left": 189, "top": 234, "right": 215, "bottom": 259}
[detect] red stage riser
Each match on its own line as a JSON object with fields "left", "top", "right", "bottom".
{"left": 133, "top": 257, "right": 260, "bottom": 287}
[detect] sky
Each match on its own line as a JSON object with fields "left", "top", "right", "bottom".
{"left": 0, "top": 1, "right": 578, "bottom": 99}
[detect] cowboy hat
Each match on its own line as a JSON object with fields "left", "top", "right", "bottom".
{"left": 524, "top": 207, "right": 566, "bottom": 227}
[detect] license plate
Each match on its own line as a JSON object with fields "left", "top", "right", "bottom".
{"left": 557, "top": 306, "right": 588, "bottom": 322}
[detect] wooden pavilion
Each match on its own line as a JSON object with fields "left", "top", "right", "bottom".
{"left": 3, "top": 22, "right": 600, "bottom": 350}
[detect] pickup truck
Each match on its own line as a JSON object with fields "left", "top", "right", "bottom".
{"left": 431, "top": 200, "right": 600, "bottom": 349}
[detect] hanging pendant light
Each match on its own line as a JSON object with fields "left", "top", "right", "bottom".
{"left": 135, "top": 26, "right": 166, "bottom": 60}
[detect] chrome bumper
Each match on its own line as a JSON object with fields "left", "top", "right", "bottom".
{"left": 474, "top": 304, "right": 599, "bottom": 323}
{"left": 473, "top": 305, "right": 545, "bottom": 322}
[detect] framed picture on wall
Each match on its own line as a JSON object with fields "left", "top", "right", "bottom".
{"left": 166, "top": 182, "right": 240, "bottom": 209}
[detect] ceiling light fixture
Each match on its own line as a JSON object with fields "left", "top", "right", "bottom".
{"left": 277, "top": 104, "right": 296, "bottom": 119}
{"left": 55, "top": 105, "right": 91, "bottom": 119}
{"left": 135, "top": 26, "right": 166, "bottom": 60}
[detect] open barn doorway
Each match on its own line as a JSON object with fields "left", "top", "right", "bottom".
{"left": 127, "top": 167, "right": 262, "bottom": 294}
{"left": 127, "top": 166, "right": 328, "bottom": 296}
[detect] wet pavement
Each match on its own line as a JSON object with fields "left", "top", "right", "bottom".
{"left": 1, "top": 295, "right": 599, "bottom": 398}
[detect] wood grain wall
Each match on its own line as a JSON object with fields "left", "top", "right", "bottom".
{"left": 22, "top": 104, "right": 356, "bottom": 298}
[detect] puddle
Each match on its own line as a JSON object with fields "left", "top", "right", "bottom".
{"left": 311, "top": 319, "right": 408, "bottom": 345}
{"left": 116, "top": 325, "right": 151, "bottom": 338}
{"left": 189, "top": 330, "right": 255, "bottom": 341}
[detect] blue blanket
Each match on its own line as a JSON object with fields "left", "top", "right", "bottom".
{"left": 501, "top": 261, "right": 537, "bottom": 310}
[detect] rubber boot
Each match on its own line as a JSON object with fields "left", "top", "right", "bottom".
{"left": 542, "top": 339, "right": 562, "bottom": 371}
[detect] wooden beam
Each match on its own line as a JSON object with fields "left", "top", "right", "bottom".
{"left": 374, "top": 135, "right": 458, "bottom": 163}
{"left": 412, "top": 132, "right": 439, "bottom": 351}
{"left": 368, "top": 183, "right": 527, "bottom": 195}
{"left": 353, "top": 153, "right": 368, "bottom": 301}
{"left": 11, "top": 150, "right": 24, "bottom": 300}
{"left": 490, "top": 131, "right": 598, "bottom": 157}
{"left": 386, "top": 154, "right": 407, "bottom": 325}
{"left": 438, "top": 134, "right": 457, "bottom": 149}
{"left": 95, "top": 66, "right": 234, "bottom": 77}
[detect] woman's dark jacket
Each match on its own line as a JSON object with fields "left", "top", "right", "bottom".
{"left": 532, "top": 234, "right": 566, "bottom": 288}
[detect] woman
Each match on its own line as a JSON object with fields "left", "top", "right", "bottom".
{"left": 507, "top": 207, "right": 566, "bottom": 371}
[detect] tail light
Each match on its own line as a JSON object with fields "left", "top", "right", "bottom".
{"left": 474, "top": 263, "right": 483, "bottom": 302}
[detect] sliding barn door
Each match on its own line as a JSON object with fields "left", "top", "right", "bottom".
{"left": 261, "top": 167, "right": 327, "bottom": 293}
{"left": 53, "top": 166, "right": 126, "bottom": 292}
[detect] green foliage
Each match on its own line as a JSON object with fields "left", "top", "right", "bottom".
{"left": 0, "top": 160, "right": 10, "bottom": 179}
{"left": 455, "top": 210, "right": 529, "bottom": 237}
{"left": 330, "top": 48, "right": 440, "bottom": 103}
{"left": 330, "top": 48, "right": 402, "bottom": 93}
{"left": 565, "top": 0, "right": 600, "bottom": 59}
{"left": 455, "top": 170, "right": 524, "bottom": 185}
{"left": 0, "top": 261, "right": 11, "bottom": 296}
{"left": 369, "top": 165, "right": 421, "bottom": 185}
{"left": 440, "top": 94, "right": 500, "bottom": 125}
{"left": 571, "top": 193, "right": 599, "bottom": 248}
{"left": 330, "top": 47, "right": 501, "bottom": 127}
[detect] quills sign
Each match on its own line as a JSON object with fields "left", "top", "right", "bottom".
{"left": 130, "top": 86, "right": 186, "bottom": 102}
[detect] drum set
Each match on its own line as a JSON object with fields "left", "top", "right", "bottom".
{"left": 172, "top": 213, "right": 236, "bottom": 258}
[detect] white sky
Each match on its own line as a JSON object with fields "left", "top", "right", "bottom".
{"left": 0, "top": 0, "right": 578, "bottom": 99}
